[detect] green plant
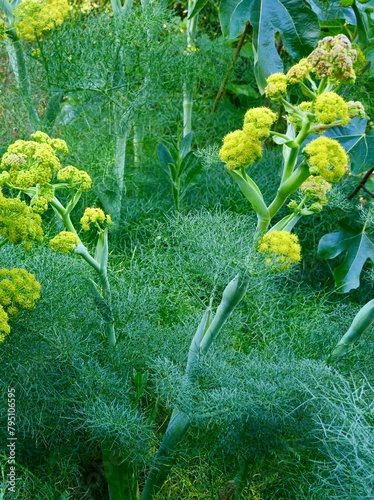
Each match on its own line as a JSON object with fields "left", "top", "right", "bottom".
{"left": 157, "top": 132, "right": 202, "bottom": 210}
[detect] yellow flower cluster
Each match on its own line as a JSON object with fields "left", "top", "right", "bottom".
{"left": 303, "top": 137, "right": 348, "bottom": 183}
{"left": 1, "top": 139, "right": 61, "bottom": 188}
{"left": 243, "top": 107, "right": 277, "bottom": 139}
{"left": 301, "top": 175, "right": 332, "bottom": 206}
{"left": 0, "top": 189, "right": 43, "bottom": 249}
{"left": 219, "top": 130, "right": 262, "bottom": 170}
{"left": 57, "top": 166, "right": 92, "bottom": 192}
{"left": 13, "top": 0, "right": 70, "bottom": 41}
{"left": 49, "top": 231, "right": 79, "bottom": 253}
{"left": 0, "top": 20, "right": 8, "bottom": 40}
{"left": 308, "top": 34, "right": 357, "bottom": 82}
{"left": 287, "top": 58, "right": 313, "bottom": 84}
{"left": 0, "top": 268, "right": 41, "bottom": 342}
{"left": 31, "top": 131, "right": 69, "bottom": 155}
{"left": 219, "top": 107, "right": 276, "bottom": 170}
{"left": 286, "top": 35, "right": 357, "bottom": 85}
{"left": 314, "top": 92, "right": 349, "bottom": 125}
{"left": 0, "top": 305, "right": 10, "bottom": 342}
{"left": 265, "top": 73, "right": 288, "bottom": 100}
{"left": 80, "top": 208, "right": 112, "bottom": 231}
{"left": 258, "top": 231, "right": 301, "bottom": 271}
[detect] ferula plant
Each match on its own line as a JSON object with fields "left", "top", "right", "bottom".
{"left": 219, "top": 34, "right": 363, "bottom": 260}
{"left": 141, "top": 34, "right": 367, "bottom": 498}
{"left": 0, "top": 183, "right": 42, "bottom": 342}
{"left": 0, "top": 131, "right": 115, "bottom": 347}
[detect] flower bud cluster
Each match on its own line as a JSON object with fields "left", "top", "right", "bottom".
{"left": 80, "top": 208, "right": 112, "bottom": 232}
{"left": 265, "top": 35, "right": 359, "bottom": 102}
{"left": 219, "top": 107, "right": 277, "bottom": 170}
{"left": 302, "top": 137, "right": 348, "bottom": 183}
{"left": 0, "top": 189, "right": 43, "bottom": 249}
{"left": 300, "top": 176, "right": 332, "bottom": 206}
{"left": 0, "top": 268, "right": 41, "bottom": 342}
{"left": 13, "top": 0, "right": 70, "bottom": 41}
{"left": 49, "top": 231, "right": 79, "bottom": 253}
{"left": 306, "top": 34, "right": 357, "bottom": 83}
{"left": 258, "top": 231, "right": 301, "bottom": 271}
{"left": 1, "top": 138, "right": 62, "bottom": 189}
{"left": 57, "top": 166, "right": 92, "bottom": 192}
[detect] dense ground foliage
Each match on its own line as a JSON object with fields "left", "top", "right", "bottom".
{"left": 0, "top": 1, "right": 374, "bottom": 499}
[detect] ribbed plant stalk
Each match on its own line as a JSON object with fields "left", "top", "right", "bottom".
{"left": 5, "top": 29, "right": 40, "bottom": 131}
{"left": 141, "top": 274, "right": 250, "bottom": 499}
{"left": 102, "top": 444, "right": 139, "bottom": 500}
{"left": 183, "top": 0, "right": 199, "bottom": 137}
{"left": 49, "top": 196, "right": 116, "bottom": 349}
{"left": 133, "top": 120, "right": 144, "bottom": 165}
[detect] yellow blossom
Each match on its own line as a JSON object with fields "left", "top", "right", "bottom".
{"left": 301, "top": 176, "right": 332, "bottom": 205}
{"left": 265, "top": 73, "right": 288, "bottom": 100}
{"left": 219, "top": 128, "right": 262, "bottom": 170}
{"left": 49, "top": 231, "right": 79, "bottom": 253}
{"left": 243, "top": 107, "right": 277, "bottom": 139}
{"left": 1, "top": 139, "right": 61, "bottom": 188}
{"left": 299, "top": 102, "right": 312, "bottom": 112}
{"left": 31, "top": 132, "right": 69, "bottom": 155}
{"left": 80, "top": 207, "right": 112, "bottom": 231}
{"left": 258, "top": 231, "right": 301, "bottom": 271}
{"left": 13, "top": 0, "right": 71, "bottom": 41}
{"left": 303, "top": 137, "right": 348, "bottom": 183}
{"left": 287, "top": 58, "right": 313, "bottom": 84}
{"left": 0, "top": 189, "right": 43, "bottom": 248}
{"left": 30, "top": 185, "right": 55, "bottom": 214}
{"left": 57, "top": 165, "right": 92, "bottom": 191}
{"left": 0, "top": 20, "right": 8, "bottom": 40}
{"left": 314, "top": 92, "right": 350, "bottom": 125}
{"left": 0, "top": 268, "right": 41, "bottom": 317}
{"left": 0, "top": 305, "right": 10, "bottom": 342}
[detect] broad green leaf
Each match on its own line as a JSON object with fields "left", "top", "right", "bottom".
{"left": 318, "top": 228, "right": 374, "bottom": 293}
{"left": 158, "top": 142, "right": 174, "bottom": 171}
{"left": 219, "top": 0, "right": 320, "bottom": 92}
{"left": 307, "top": 0, "right": 356, "bottom": 24}
{"left": 157, "top": 143, "right": 178, "bottom": 182}
{"left": 363, "top": 45, "right": 374, "bottom": 78}
{"left": 320, "top": 117, "right": 374, "bottom": 175}
{"left": 182, "top": 159, "right": 203, "bottom": 191}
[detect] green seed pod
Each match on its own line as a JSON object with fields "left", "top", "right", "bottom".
{"left": 330, "top": 299, "right": 374, "bottom": 361}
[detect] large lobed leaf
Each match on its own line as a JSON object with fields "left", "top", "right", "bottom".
{"left": 318, "top": 226, "right": 374, "bottom": 293}
{"left": 219, "top": 0, "right": 320, "bottom": 92}
{"left": 320, "top": 117, "right": 374, "bottom": 175}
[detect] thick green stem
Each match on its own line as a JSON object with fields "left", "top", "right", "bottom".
{"left": 143, "top": 274, "right": 249, "bottom": 497}
{"left": 102, "top": 444, "right": 139, "bottom": 500}
{"left": 183, "top": 84, "right": 194, "bottom": 138}
{"left": 141, "top": 411, "right": 191, "bottom": 499}
{"left": 6, "top": 29, "right": 40, "bottom": 131}
{"left": 200, "top": 273, "right": 250, "bottom": 354}
{"left": 172, "top": 179, "right": 180, "bottom": 211}
{"left": 133, "top": 122, "right": 144, "bottom": 165}
{"left": 268, "top": 162, "right": 310, "bottom": 219}
{"left": 50, "top": 197, "right": 116, "bottom": 347}
{"left": 182, "top": 0, "right": 199, "bottom": 137}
